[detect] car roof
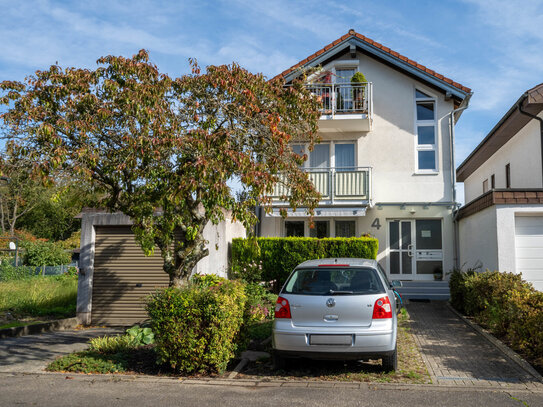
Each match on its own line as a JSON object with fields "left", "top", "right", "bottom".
{"left": 295, "top": 258, "right": 378, "bottom": 269}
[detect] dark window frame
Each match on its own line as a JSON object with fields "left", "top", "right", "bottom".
{"left": 505, "top": 164, "right": 511, "bottom": 189}
{"left": 491, "top": 174, "right": 495, "bottom": 189}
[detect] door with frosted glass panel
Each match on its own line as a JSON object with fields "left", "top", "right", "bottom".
{"left": 388, "top": 220, "right": 414, "bottom": 277}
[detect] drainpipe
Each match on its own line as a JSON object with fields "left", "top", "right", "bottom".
{"left": 450, "top": 93, "right": 472, "bottom": 269}
{"left": 518, "top": 97, "right": 543, "bottom": 187}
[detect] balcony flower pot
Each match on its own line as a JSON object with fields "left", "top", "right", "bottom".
{"left": 351, "top": 72, "right": 367, "bottom": 111}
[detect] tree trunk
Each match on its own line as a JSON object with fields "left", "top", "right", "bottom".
{"left": 166, "top": 232, "right": 209, "bottom": 288}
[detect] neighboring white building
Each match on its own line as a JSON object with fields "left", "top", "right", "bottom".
{"left": 258, "top": 30, "right": 472, "bottom": 286}
{"left": 457, "top": 83, "right": 543, "bottom": 290}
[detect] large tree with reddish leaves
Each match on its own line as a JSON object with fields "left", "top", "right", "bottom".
{"left": 0, "top": 50, "right": 321, "bottom": 286}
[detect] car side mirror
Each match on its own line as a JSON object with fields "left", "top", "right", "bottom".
{"left": 391, "top": 280, "right": 402, "bottom": 288}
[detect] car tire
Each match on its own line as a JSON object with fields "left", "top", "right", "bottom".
{"left": 382, "top": 346, "right": 397, "bottom": 372}
{"left": 273, "top": 353, "right": 287, "bottom": 370}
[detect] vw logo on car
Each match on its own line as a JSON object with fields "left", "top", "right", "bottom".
{"left": 326, "top": 298, "right": 336, "bottom": 308}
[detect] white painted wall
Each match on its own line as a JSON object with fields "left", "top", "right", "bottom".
{"left": 316, "top": 52, "right": 455, "bottom": 204}
{"left": 463, "top": 114, "right": 543, "bottom": 203}
{"left": 458, "top": 206, "right": 499, "bottom": 272}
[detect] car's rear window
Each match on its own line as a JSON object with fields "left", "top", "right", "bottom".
{"left": 282, "top": 267, "right": 385, "bottom": 295}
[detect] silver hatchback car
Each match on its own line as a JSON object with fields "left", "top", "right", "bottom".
{"left": 272, "top": 258, "right": 400, "bottom": 371}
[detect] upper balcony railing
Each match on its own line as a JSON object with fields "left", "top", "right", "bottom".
{"left": 271, "top": 167, "right": 372, "bottom": 203}
{"left": 305, "top": 82, "right": 373, "bottom": 118}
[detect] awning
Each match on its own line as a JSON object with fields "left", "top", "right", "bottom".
{"left": 267, "top": 207, "right": 367, "bottom": 217}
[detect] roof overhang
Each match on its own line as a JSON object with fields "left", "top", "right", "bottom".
{"left": 267, "top": 207, "right": 367, "bottom": 217}
{"left": 283, "top": 37, "right": 470, "bottom": 102}
{"left": 457, "top": 83, "right": 543, "bottom": 182}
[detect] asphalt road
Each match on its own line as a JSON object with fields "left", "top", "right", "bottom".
{"left": 1, "top": 373, "right": 542, "bottom": 407}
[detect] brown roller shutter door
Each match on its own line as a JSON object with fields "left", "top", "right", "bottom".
{"left": 92, "top": 226, "right": 169, "bottom": 325}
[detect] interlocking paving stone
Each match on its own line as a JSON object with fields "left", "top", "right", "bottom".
{"left": 407, "top": 301, "right": 541, "bottom": 389}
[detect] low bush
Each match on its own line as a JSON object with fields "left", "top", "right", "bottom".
{"left": 231, "top": 237, "right": 378, "bottom": 284}
{"left": 449, "top": 269, "right": 543, "bottom": 368}
{"left": 89, "top": 335, "right": 136, "bottom": 354}
{"left": 0, "top": 263, "right": 39, "bottom": 281}
{"left": 21, "top": 240, "right": 71, "bottom": 267}
{"left": 146, "top": 277, "right": 246, "bottom": 373}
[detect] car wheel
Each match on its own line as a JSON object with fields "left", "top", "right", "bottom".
{"left": 382, "top": 346, "right": 397, "bottom": 372}
{"left": 272, "top": 353, "right": 287, "bottom": 370}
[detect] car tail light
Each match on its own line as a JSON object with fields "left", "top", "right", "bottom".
{"left": 275, "top": 296, "right": 291, "bottom": 319}
{"left": 372, "top": 296, "right": 392, "bottom": 319}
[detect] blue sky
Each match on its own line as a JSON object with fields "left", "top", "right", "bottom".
{"left": 1, "top": 0, "right": 543, "bottom": 202}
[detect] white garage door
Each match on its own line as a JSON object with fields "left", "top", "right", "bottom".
{"left": 515, "top": 216, "right": 543, "bottom": 291}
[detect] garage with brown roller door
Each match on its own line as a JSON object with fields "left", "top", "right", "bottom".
{"left": 76, "top": 210, "right": 246, "bottom": 326}
{"left": 91, "top": 226, "right": 168, "bottom": 325}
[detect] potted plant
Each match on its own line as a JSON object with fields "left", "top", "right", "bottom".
{"left": 351, "top": 72, "right": 367, "bottom": 111}
{"left": 433, "top": 266, "right": 444, "bottom": 281}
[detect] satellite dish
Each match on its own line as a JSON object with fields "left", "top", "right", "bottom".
{"left": 9, "top": 242, "right": 16, "bottom": 251}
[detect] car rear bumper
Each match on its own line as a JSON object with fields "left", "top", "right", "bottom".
{"left": 272, "top": 320, "right": 396, "bottom": 357}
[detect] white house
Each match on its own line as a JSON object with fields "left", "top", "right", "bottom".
{"left": 257, "top": 30, "right": 472, "bottom": 290}
{"left": 457, "top": 83, "right": 543, "bottom": 290}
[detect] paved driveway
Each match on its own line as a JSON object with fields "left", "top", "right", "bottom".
{"left": 407, "top": 301, "right": 542, "bottom": 389}
{"left": 0, "top": 327, "right": 122, "bottom": 373}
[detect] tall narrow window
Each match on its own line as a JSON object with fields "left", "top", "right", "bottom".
{"left": 415, "top": 90, "right": 437, "bottom": 172}
{"left": 483, "top": 179, "right": 489, "bottom": 193}
{"left": 309, "top": 144, "right": 330, "bottom": 169}
{"left": 505, "top": 164, "right": 511, "bottom": 188}
{"left": 491, "top": 174, "right": 495, "bottom": 189}
{"left": 335, "top": 68, "right": 356, "bottom": 112}
{"left": 335, "top": 143, "right": 355, "bottom": 171}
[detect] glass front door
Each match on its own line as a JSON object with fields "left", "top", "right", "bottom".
{"left": 388, "top": 219, "right": 443, "bottom": 280}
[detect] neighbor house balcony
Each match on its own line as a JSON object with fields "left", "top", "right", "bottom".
{"left": 271, "top": 167, "right": 372, "bottom": 205}
{"left": 305, "top": 82, "right": 373, "bottom": 132}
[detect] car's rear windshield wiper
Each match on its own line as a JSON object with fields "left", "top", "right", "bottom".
{"left": 328, "top": 290, "right": 354, "bottom": 295}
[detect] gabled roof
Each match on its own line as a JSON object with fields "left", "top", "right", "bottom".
{"left": 272, "top": 29, "right": 471, "bottom": 99}
{"left": 456, "top": 83, "right": 543, "bottom": 182}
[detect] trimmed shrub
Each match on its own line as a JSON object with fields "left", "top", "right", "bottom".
{"left": 231, "top": 237, "right": 378, "bottom": 284}
{"left": 146, "top": 278, "right": 246, "bottom": 373}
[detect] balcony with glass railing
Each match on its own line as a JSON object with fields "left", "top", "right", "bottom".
{"left": 271, "top": 167, "right": 372, "bottom": 204}
{"left": 305, "top": 82, "right": 373, "bottom": 132}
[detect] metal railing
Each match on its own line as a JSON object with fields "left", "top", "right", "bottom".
{"left": 305, "top": 82, "right": 373, "bottom": 117}
{"left": 272, "top": 167, "right": 371, "bottom": 201}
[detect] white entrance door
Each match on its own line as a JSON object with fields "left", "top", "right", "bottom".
{"left": 515, "top": 216, "right": 543, "bottom": 291}
{"left": 388, "top": 219, "right": 443, "bottom": 280}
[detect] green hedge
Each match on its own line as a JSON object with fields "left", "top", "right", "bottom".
{"left": 146, "top": 277, "right": 246, "bottom": 373}
{"left": 231, "top": 237, "right": 378, "bottom": 284}
{"left": 449, "top": 269, "right": 543, "bottom": 367}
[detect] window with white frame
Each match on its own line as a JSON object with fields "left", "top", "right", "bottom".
{"left": 292, "top": 142, "right": 356, "bottom": 169}
{"left": 415, "top": 89, "right": 437, "bottom": 172}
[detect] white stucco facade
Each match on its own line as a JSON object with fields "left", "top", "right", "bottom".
{"left": 463, "top": 112, "right": 543, "bottom": 203}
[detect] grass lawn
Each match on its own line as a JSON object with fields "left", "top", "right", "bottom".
{"left": 0, "top": 275, "right": 77, "bottom": 326}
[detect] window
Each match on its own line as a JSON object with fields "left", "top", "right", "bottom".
{"left": 285, "top": 221, "right": 304, "bottom": 237}
{"left": 491, "top": 174, "right": 495, "bottom": 189}
{"left": 294, "top": 142, "right": 355, "bottom": 170}
{"left": 335, "top": 143, "right": 355, "bottom": 170}
{"left": 309, "top": 221, "right": 329, "bottom": 238}
{"left": 506, "top": 164, "right": 511, "bottom": 188}
{"left": 335, "top": 68, "right": 356, "bottom": 112}
{"left": 309, "top": 144, "right": 330, "bottom": 168}
{"left": 483, "top": 179, "right": 489, "bottom": 193}
{"left": 415, "top": 90, "right": 437, "bottom": 172}
{"left": 335, "top": 220, "right": 356, "bottom": 237}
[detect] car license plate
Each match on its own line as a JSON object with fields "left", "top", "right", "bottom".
{"left": 309, "top": 335, "right": 353, "bottom": 346}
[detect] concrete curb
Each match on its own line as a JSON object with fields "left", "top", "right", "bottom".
{"left": 446, "top": 303, "right": 543, "bottom": 382}
{"left": 2, "top": 371, "right": 542, "bottom": 393}
{"left": 0, "top": 317, "right": 79, "bottom": 339}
